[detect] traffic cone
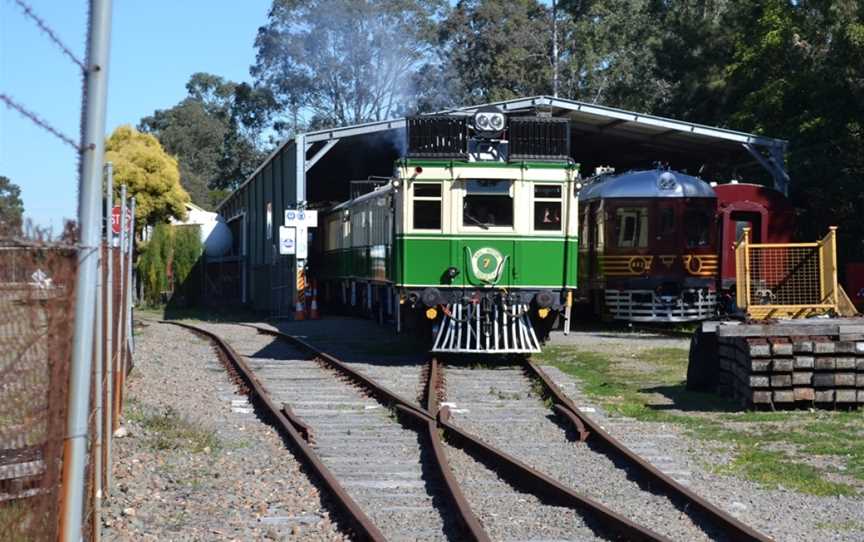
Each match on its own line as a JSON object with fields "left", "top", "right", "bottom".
{"left": 294, "top": 298, "right": 306, "bottom": 320}
{"left": 309, "top": 281, "right": 321, "bottom": 320}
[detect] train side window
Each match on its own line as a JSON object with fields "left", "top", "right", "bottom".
{"left": 616, "top": 207, "right": 648, "bottom": 248}
{"left": 534, "top": 184, "right": 562, "bottom": 231}
{"left": 413, "top": 183, "right": 441, "bottom": 230}
{"left": 463, "top": 180, "right": 514, "bottom": 228}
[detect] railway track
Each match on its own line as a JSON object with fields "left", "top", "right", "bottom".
{"left": 165, "top": 321, "right": 771, "bottom": 542}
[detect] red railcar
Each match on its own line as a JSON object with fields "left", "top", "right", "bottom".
{"left": 714, "top": 182, "right": 795, "bottom": 290}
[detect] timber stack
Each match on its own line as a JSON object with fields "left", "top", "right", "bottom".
{"left": 709, "top": 319, "right": 864, "bottom": 408}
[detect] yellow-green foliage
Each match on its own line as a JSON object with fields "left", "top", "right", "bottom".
{"left": 106, "top": 125, "right": 189, "bottom": 228}
{"left": 137, "top": 224, "right": 202, "bottom": 306}
{"left": 172, "top": 225, "right": 203, "bottom": 285}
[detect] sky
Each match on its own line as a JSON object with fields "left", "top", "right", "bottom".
{"left": 0, "top": 0, "right": 270, "bottom": 230}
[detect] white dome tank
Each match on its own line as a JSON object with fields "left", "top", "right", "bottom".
{"left": 203, "top": 219, "right": 232, "bottom": 257}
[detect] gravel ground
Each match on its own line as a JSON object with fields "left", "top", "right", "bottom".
{"left": 442, "top": 363, "right": 720, "bottom": 541}
{"left": 541, "top": 363, "right": 864, "bottom": 542}
{"left": 102, "top": 321, "right": 347, "bottom": 541}
{"left": 189, "top": 322, "right": 459, "bottom": 541}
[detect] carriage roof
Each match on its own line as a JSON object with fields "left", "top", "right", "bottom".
{"left": 578, "top": 169, "right": 716, "bottom": 201}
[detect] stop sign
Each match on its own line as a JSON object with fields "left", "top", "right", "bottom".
{"left": 111, "top": 206, "right": 133, "bottom": 235}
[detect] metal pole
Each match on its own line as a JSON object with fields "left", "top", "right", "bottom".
{"left": 552, "top": 0, "right": 558, "bottom": 98}
{"left": 113, "top": 185, "right": 126, "bottom": 430}
{"left": 62, "top": 1, "right": 113, "bottom": 540}
{"left": 102, "top": 163, "right": 113, "bottom": 495}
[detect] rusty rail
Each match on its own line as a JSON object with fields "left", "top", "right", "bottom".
{"left": 524, "top": 360, "right": 773, "bottom": 542}
{"left": 249, "top": 324, "right": 670, "bottom": 542}
{"left": 161, "top": 321, "right": 386, "bottom": 542}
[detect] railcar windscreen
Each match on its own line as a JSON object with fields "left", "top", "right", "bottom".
{"left": 413, "top": 182, "right": 442, "bottom": 230}
{"left": 684, "top": 207, "right": 712, "bottom": 247}
{"left": 463, "top": 180, "right": 514, "bottom": 228}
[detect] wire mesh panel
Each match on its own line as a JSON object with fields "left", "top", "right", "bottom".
{"left": 748, "top": 245, "right": 821, "bottom": 305}
{"left": 735, "top": 227, "right": 840, "bottom": 319}
{"left": 0, "top": 242, "right": 76, "bottom": 541}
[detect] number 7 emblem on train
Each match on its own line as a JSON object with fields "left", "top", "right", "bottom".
{"left": 317, "top": 108, "right": 580, "bottom": 354}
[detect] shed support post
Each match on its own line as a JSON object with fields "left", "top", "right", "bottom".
{"left": 742, "top": 143, "right": 790, "bottom": 196}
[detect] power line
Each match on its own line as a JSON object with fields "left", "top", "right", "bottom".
{"left": 10, "top": 0, "right": 87, "bottom": 72}
{"left": 1, "top": 93, "right": 83, "bottom": 151}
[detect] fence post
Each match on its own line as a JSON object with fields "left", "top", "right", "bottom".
{"left": 114, "top": 185, "right": 126, "bottom": 430}
{"left": 103, "top": 162, "right": 113, "bottom": 495}
{"left": 122, "top": 198, "right": 136, "bottom": 400}
{"left": 742, "top": 227, "right": 751, "bottom": 315}
{"left": 62, "top": 1, "right": 113, "bottom": 540}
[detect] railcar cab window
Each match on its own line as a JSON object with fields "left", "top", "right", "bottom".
{"left": 684, "top": 208, "right": 711, "bottom": 247}
{"left": 615, "top": 207, "right": 648, "bottom": 248}
{"left": 412, "top": 183, "right": 441, "bottom": 230}
{"left": 534, "top": 184, "right": 562, "bottom": 231}
{"left": 463, "top": 180, "right": 514, "bottom": 228}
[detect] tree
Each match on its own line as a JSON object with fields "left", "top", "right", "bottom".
{"left": 436, "top": 0, "right": 553, "bottom": 104}
{"left": 0, "top": 176, "right": 23, "bottom": 236}
{"left": 105, "top": 126, "right": 189, "bottom": 230}
{"left": 252, "top": 0, "right": 446, "bottom": 129}
{"left": 140, "top": 73, "right": 276, "bottom": 207}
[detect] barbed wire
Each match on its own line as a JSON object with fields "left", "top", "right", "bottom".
{"left": 9, "top": 0, "right": 87, "bottom": 72}
{"left": 1, "top": 94, "right": 83, "bottom": 151}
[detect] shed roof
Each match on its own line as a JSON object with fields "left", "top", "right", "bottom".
{"left": 218, "top": 95, "right": 788, "bottom": 212}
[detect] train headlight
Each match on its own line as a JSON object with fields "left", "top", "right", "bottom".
{"left": 425, "top": 307, "right": 438, "bottom": 320}
{"left": 537, "top": 308, "right": 550, "bottom": 319}
{"left": 472, "top": 107, "right": 506, "bottom": 138}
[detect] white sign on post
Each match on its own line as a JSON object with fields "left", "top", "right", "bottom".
{"left": 278, "top": 226, "right": 296, "bottom": 255}
{"left": 284, "top": 209, "right": 317, "bottom": 259}
{"left": 284, "top": 209, "right": 318, "bottom": 227}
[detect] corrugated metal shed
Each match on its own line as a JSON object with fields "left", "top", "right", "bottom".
{"left": 215, "top": 95, "right": 787, "bottom": 314}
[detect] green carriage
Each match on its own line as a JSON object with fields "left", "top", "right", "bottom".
{"left": 317, "top": 110, "right": 579, "bottom": 354}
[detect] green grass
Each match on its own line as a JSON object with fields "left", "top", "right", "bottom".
{"left": 125, "top": 400, "right": 220, "bottom": 454}
{"left": 534, "top": 344, "right": 863, "bottom": 496}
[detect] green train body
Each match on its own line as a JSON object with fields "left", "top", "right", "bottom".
{"left": 314, "top": 112, "right": 579, "bottom": 353}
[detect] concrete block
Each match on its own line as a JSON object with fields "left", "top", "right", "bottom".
{"left": 771, "top": 374, "right": 792, "bottom": 388}
{"left": 815, "top": 390, "right": 835, "bottom": 403}
{"left": 835, "top": 341, "right": 857, "bottom": 353}
{"left": 771, "top": 359, "right": 794, "bottom": 372}
{"left": 814, "top": 340, "right": 836, "bottom": 354}
{"left": 857, "top": 373, "right": 864, "bottom": 387}
{"left": 858, "top": 390, "right": 864, "bottom": 403}
{"left": 770, "top": 338, "right": 794, "bottom": 356}
{"left": 747, "top": 338, "right": 771, "bottom": 357}
{"left": 836, "top": 389, "right": 857, "bottom": 403}
{"left": 792, "top": 338, "right": 814, "bottom": 353}
{"left": 752, "top": 391, "right": 773, "bottom": 404}
{"left": 749, "top": 375, "right": 770, "bottom": 388}
{"left": 836, "top": 373, "right": 857, "bottom": 387}
{"left": 836, "top": 357, "right": 857, "bottom": 370}
{"left": 749, "top": 359, "right": 771, "bottom": 372}
{"left": 815, "top": 357, "right": 836, "bottom": 371}
{"left": 773, "top": 390, "right": 795, "bottom": 403}
{"left": 813, "top": 373, "right": 835, "bottom": 387}
{"left": 794, "top": 355, "right": 815, "bottom": 370}
{"left": 857, "top": 358, "right": 864, "bottom": 371}
{"left": 793, "top": 388, "right": 815, "bottom": 401}
{"left": 792, "top": 372, "right": 813, "bottom": 386}
{"left": 839, "top": 334, "right": 864, "bottom": 341}
{"left": 857, "top": 342, "right": 864, "bottom": 354}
